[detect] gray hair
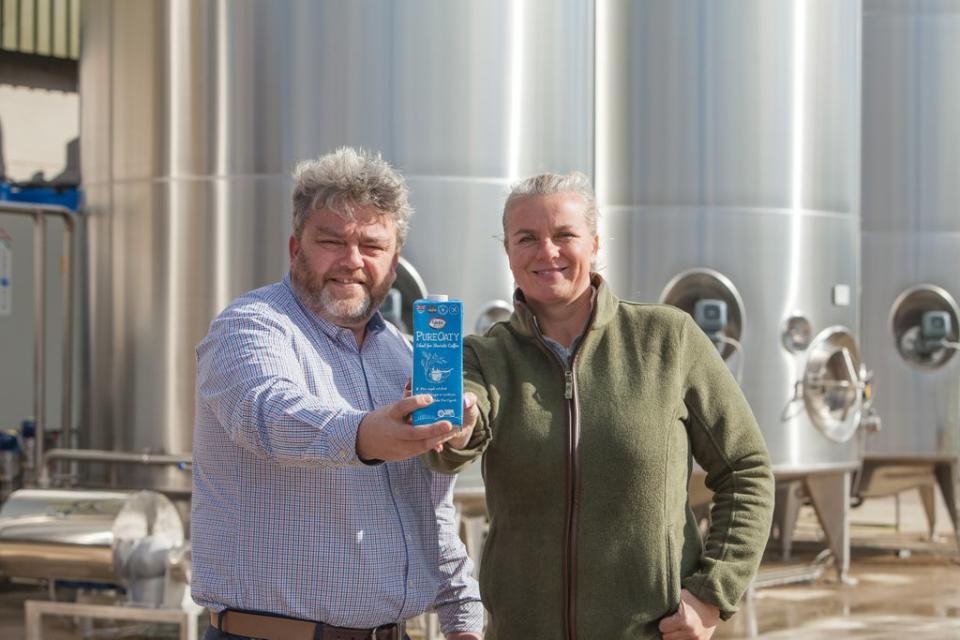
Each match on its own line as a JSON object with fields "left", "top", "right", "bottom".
{"left": 292, "top": 147, "right": 413, "bottom": 245}
{"left": 502, "top": 171, "right": 598, "bottom": 247}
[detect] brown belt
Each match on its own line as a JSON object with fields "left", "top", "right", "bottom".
{"left": 210, "top": 610, "right": 406, "bottom": 640}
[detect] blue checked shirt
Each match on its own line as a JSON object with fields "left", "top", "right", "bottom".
{"left": 191, "top": 275, "right": 483, "bottom": 634}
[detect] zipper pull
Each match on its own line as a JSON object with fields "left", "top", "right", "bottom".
{"left": 564, "top": 370, "right": 573, "bottom": 399}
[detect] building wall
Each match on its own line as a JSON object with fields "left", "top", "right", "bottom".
{"left": 0, "top": 82, "right": 77, "bottom": 181}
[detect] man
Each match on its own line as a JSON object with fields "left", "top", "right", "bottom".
{"left": 192, "top": 147, "right": 484, "bottom": 640}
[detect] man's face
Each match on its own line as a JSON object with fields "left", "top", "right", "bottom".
{"left": 289, "top": 205, "right": 399, "bottom": 330}
{"left": 504, "top": 192, "right": 598, "bottom": 309}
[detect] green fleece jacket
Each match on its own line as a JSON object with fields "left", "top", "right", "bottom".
{"left": 426, "top": 276, "right": 774, "bottom": 639}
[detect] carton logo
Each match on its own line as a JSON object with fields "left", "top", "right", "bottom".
{"left": 422, "top": 352, "right": 454, "bottom": 383}
{"left": 428, "top": 317, "right": 446, "bottom": 329}
{"left": 437, "top": 408, "right": 456, "bottom": 418}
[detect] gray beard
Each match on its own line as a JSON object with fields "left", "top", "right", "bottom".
{"left": 316, "top": 281, "right": 372, "bottom": 323}
{"left": 291, "top": 255, "right": 386, "bottom": 326}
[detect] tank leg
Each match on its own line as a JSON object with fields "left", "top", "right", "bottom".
{"left": 918, "top": 483, "right": 937, "bottom": 540}
{"left": 460, "top": 514, "right": 488, "bottom": 573}
{"left": 773, "top": 481, "right": 803, "bottom": 560}
{"left": 804, "top": 471, "right": 854, "bottom": 584}
{"left": 934, "top": 460, "right": 960, "bottom": 552}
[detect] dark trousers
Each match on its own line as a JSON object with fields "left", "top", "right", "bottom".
{"left": 203, "top": 625, "right": 412, "bottom": 640}
{"left": 204, "top": 627, "right": 249, "bottom": 640}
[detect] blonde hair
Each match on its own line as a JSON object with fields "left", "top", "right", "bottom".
{"left": 502, "top": 171, "right": 598, "bottom": 247}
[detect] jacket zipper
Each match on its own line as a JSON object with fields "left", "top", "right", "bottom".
{"left": 531, "top": 318, "right": 585, "bottom": 640}
{"left": 563, "top": 362, "right": 581, "bottom": 640}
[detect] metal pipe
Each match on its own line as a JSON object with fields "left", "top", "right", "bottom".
{"left": 44, "top": 448, "right": 192, "bottom": 467}
{"left": 0, "top": 203, "right": 77, "bottom": 487}
{"left": 749, "top": 549, "right": 833, "bottom": 591}
{"left": 57, "top": 481, "right": 194, "bottom": 502}
{"left": 50, "top": 0, "right": 55, "bottom": 57}
{"left": 32, "top": 209, "right": 47, "bottom": 486}
{"left": 44, "top": 448, "right": 192, "bottom": 495}
{"left": 32, "top": 0, "right": 38, "bottom": 54}
{"left": 60, "top": 213, "right": 75, "bottom": 479}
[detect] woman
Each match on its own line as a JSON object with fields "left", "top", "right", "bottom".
{"left": 432, "top": 172, "right": 774, "bottom": 640}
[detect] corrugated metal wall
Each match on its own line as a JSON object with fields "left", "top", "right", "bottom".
{"left": 1, "top": 0, "right": 80, "bottom": 59}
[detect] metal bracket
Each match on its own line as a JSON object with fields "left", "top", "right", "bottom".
{"left": 24, "top": 599, "right": 202, "bottom": 640}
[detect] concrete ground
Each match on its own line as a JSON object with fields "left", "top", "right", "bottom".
{"left": 716, "top": 487, "right": 960, "bottom": 640}
{"left": 1, "top": 488, "right": 957, "bottom": 640}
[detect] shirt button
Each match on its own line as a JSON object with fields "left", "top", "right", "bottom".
{"left": 408, "top": 580, "right": 414, "bottom": 588}
{"left": 405, "top": 534, "right": 412, "bottom": 542}
{"left": 339, "top": 450, "right": 349, "bottom": 459}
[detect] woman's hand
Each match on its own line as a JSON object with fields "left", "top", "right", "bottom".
{"left": 440, "top": 392, "right": 478, "bottom": 451}
{"left": 658, "top": 589, "right": 720, "bottom": 640}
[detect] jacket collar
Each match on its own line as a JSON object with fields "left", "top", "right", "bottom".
{"left": 509, "top": 273, "right": 620, "bottom": 338}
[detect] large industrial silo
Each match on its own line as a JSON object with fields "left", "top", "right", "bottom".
{"left": 379, "top": 0, "right": 594, "bottom": 338}
{"left": 859, "top": 0, "right": 960, "bottom": 546}
{"left": 81, "top": 0, "right": 330, "bottom": 491}
{"left": 79, "top": 0, "right": 592, "bottom": 492}
{"left": 596, "top": 0, "right": 867, "bottom": 579}
{"left": 386, "top": 1, "right": 595, "bottom": 494}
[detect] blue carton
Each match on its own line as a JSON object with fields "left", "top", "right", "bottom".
{"left": 412, "top": 296, "right": 463, "bottom": 426}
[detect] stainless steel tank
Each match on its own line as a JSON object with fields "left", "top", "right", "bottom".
{"left": 596, "top": 0, "right": 864, "bottom": 578}
{"left": 0, "top": 488, "right": 184, "bottom": 604}
{"left": 81, "top": 0, "right": 297, "bottom": 489}
{"left": 80, "top": 1, "right": 592, "bottom": 492}
{"left": 393, "top": 0, "right": 594, "bottom": 336}
{"left": 859, "top": 0, "right": 960, "bottom": 542}
{"left": 387, "top": 1, "right": 594, "bottom": 491}
{"left": 79, "top": 0, "right": 420, "bottom": 489}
